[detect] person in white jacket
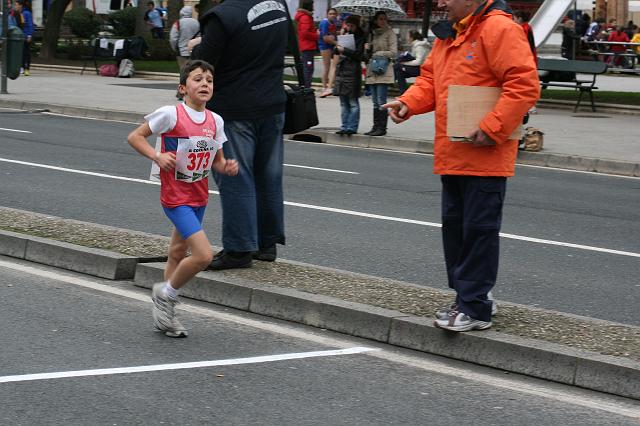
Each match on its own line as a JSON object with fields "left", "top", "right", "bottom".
{"left": 170, "top": 6, "right": 200, "bottom": 70}
{"left": 393, "top": 30, "right": 429, "bottom": 94}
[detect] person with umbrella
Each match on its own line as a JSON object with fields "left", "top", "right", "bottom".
{"left": 363, "top": 11, "right": 397, "bottom": 136}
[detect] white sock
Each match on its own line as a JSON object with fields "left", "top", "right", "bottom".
{"left": 164, "top": 282, "right": 178, "bottom": 299}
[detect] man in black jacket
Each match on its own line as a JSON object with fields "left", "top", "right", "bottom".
{"left": 192, "top": 0, "right": 288, "bottom": 269}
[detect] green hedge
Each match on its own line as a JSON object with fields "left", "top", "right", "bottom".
{"left": 63, "top": 7, "right": 101, "bottom": 39}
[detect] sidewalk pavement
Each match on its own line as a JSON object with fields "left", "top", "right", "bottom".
{"left": 1, "top": 69, "right": 640, "bottom": 399}
{"left": 1, "top": 66, "right": 639, "bottom": 176}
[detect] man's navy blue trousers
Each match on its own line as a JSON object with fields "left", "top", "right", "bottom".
{"left": 441, "top": 175, "right": 507, "bottom": 322}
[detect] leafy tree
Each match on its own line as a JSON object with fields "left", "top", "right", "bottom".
{"left": 63, "top": 6, "right": 101, "bottom": 38}
{"left": 108, "top": 6, "right": 137, "bottom": 37}
{"left": 40, "top": 0, "right": 74, "bottom": 59}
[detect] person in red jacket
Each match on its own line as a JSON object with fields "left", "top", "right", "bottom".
{"left": 295, "top": 0, "right": 319, "bottom": 88}
{"left": 514, "top": 10, "right": 537, "bottom": 64}
{"left": 607, "top": 26, "right": 630, "bottom": 67}
{"left": 384, "top": 0, "right": 539, "bottom": 332}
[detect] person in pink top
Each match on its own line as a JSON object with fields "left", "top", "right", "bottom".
{"left": 128, "top": 60, "right": 238, "bottom": 337}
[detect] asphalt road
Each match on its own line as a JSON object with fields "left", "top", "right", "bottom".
{"left": 0, "top": 110, "right": 639, "bottom": 325}
{"left": 1, "top": 257, "right": 638, "bottom": 425}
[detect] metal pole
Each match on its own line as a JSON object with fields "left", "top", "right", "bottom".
{"left": 1, "top": 0, "right": 9, "bottom": 94}
{"left": 421, "top": 0, "right": 432, "bottom": 40}
{"left": 573, "top": 0, "right": 577, "bottom": 59}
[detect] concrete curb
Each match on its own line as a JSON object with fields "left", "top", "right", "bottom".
{"left": 295, "top": 129, "right": 640, "bottom": 177}
{"left": 133, "top": 262, "right": 640, "bottom": 401}
{"left": 0, "top": 230, "right": 165, "bottom": 279}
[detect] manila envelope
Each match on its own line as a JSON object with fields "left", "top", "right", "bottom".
{"left": 446, "top": 85, "right": 522, "bottom": 141}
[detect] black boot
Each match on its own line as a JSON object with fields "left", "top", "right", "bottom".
{"left": 369, "top": 109, "right": 388, "bottom": 137}
{"left": 364, "top": 108, "right": 379, "bottom": 136}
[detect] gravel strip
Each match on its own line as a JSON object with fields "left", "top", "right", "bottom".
{"left": 1, "top": 206, "right": 638, "bottom": 362}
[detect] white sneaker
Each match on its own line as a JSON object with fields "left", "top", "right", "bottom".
{"left": 151, "top": 283, "right": 187, "bottom": 337}
{"left": 434, "top": 311, "right": 492, "bottom": 332}
{"left": 435, "top": 293, "right": 496, "bottom": 320}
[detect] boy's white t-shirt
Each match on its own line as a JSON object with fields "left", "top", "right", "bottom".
{"left": 146, "top": 103, "right": 227, "bottom": 181}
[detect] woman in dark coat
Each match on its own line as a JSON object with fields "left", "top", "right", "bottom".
{"left": 333, "top": 15, "right": 365, "bottom": 135}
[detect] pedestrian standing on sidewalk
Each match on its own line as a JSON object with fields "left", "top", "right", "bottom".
{"left": 384, "top": 0, "right": 539, "bottom": 332}
{"left": 363, "top": 11, "right": 397, "bottom": 137}
{"left": 190, "top": 0, "right": 288, "bottom": 270}
{"left": 333, "top": 15, "right": 365, "bottom": 135}
{"left": 127, "top": 60, "right": 238, "bottom": 337}
{"left": 295, "top": 0, "right": 319, "bottom": 89}
{"left": 318, "top": 8, "right": 339, "bottom": 97}
{"left": 169, "top": 6, "right": 200, "bottom": 71}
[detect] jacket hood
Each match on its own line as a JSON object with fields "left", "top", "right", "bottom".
{"left": 179, "top": 6, "right": 192, "bottom": 18}
{"left": 412, "top": 39, "right": 429, "bottom": 48}
{"left": 431, "top": 0, "right": 512, "bottom": 40}
{"left": 295, "top": 9, "right": 313, "bottom": 18}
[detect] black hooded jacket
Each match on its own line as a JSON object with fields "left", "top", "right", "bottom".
{"left": 193, "top": 0, "right": 289, "bottom": 120}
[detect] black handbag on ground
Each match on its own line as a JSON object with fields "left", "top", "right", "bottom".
{"left": 282, "top": 5, "right": 319, "bottom": 134}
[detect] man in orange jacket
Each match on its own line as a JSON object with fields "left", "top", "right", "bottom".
{"left": 384, "top": 0, "right": 539, "bottom": 332}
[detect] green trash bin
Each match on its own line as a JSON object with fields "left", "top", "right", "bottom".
{"left": 7, "top": 27, "right": 24, "bottom": 80}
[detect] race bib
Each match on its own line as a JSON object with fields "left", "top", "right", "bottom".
{"left": 174, "top": 136, "right": 220, "bottom": 182}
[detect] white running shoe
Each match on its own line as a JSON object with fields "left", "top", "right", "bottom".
{"left": 151, "top": 282, "right": 188, "bottom": 337}
{"left": 434, "top": 311, "right": 492, "bottom": 332}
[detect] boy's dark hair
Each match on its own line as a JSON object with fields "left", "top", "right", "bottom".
{"left": 176, "top": 60, "right": 215, "bottom": 100}
{"left": 409, "top": 30, "right": 423, "bottom": 40}
{"left": 147, "top": 1, "right": 154, "bottom": 6}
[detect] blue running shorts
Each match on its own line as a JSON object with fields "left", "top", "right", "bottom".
{"left": 163, "top": 205, "right": 207, "bottom": 240}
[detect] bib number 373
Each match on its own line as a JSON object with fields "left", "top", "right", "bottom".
{"left": 175, "top": 136, "right": 218, "bottom": 182}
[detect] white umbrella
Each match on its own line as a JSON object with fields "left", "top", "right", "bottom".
{"left": 333, "top": 0, "right": 407, "bottom": 18}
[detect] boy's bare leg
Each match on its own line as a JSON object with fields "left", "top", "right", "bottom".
{"left": 328, "top": 54, "right": 339, "bottom": 89}
{"left": 321, "top": 49, "right": 332, "bottom": 89}
{"left": 165, "top": 229, "right": 188, "bottom": 281}
{"left": 167, "top": 230, "right": 213, "bottom": 290}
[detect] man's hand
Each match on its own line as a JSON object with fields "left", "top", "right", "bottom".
{"left": 467, "top": 129, "right": 496, "bottom": 146}
{"left": 187, "top": 37, "right": 202, "bottom": 53}
{"left": 382, "top": 100, "right": 409, "bottom": 124}
{"left": 155, "top": 152, "right": 176, "bottom": 171}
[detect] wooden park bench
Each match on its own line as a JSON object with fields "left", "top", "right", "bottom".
{"left": 537, "top": 58, "right": 608, "bottom": 112}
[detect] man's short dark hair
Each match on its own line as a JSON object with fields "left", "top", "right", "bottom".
{"left": 147, "top": 1, "right": 154, "bottom": 6}
{"left": 514, "top": 10, "right": 531, "bottom": 22}
{"left": 409, "top": 30, "right": 423, "bottom": 40}
{"left": 177, "top": 60, "right": 215, "bottom": 99}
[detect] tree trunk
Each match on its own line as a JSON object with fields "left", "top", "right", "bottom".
{"left": 39, "top": 0, "right": 73, "bottom": 59}
{"left": 167, "top": 0, "right": 183, "bottom": 28}
{"left": 135, "top": 1, "right": 149, "bottom": 37}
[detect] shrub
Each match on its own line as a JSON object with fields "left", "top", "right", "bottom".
{"left": 63, "top": 7, "right": 101, "bottom": 39}
{"left": 107, "top": 7, "right": 137, "bottom": 38}
{"left": 146, "top": 38, "right": 175, "bottom": 60}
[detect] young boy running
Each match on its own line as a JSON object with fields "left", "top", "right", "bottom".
{"left": 128, "top": 60, "right": 238, "bottom": 337}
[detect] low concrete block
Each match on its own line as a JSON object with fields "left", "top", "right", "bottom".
{"left": 575, "top": 355, "right": 640, "bottom": 400}
{"left": 24, "top": 237, "right": 139, "bottom": 280}
{"left": 593, "top": 159, "right": 638, "bottom": 176}
{"left": 389, "top": 316, "right": 578, "bottom": 385}
{"left": 250, "top": 287, "right": 405, "bottom": 342}
{"left": 134, "top": 263, "right": 256, "bottom": 311}
{"left": 517, "top": 151, "right": 550, "bottom": 167}
{"left": 368, "top": 137, "right": 432, "bottom": 154}
{"left": 0, "top": 230, "right": 28, "bottom": 258}
{"left": 546, "top": 154, "right": 597, "bottom": 172}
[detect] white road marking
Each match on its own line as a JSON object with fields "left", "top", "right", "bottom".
{"left": 0, "top": 156, "right": 638, "bottom": 259}
{"left": 1, "top": 258, "right": 638, "bottom": 419}
{"left": 284, "top": 163, "right": 359, "bottom": 174}
{"left": 289, "top": 140, "right": 640, "bottom": 180}
{"left": 0, "top": 127, "right": 31, "bottom": 134}
{"left": 0, "top": 347, "right": 375, "bottom": 384}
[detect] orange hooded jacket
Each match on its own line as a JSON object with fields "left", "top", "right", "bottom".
{"left": 398, "top": 0, "right": 540, "bottom": 177}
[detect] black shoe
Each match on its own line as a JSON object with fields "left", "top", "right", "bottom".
{"left": 335, "top": 129, "right": 346, "bottom": 135}
{"left": 364, "top": 127, "right": 377, "bottom": 136}
{"left": 252, "top": 245, "right": 276, "bottom": 262}
{"left": 208, "top": 251, "right": 252, "bottom": 270}
{"left": 369, "top": 128, "right": 386, "bottom": 137}
{"left": 344, "top": 130, "right": 357, "bottom": 135}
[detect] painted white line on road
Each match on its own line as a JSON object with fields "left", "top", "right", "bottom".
{"left": 1, "top": 157, "right": 638, "bottom": 259}
{"left": 0, "top": 347, "right": 374, "bottom": 384}
{"left": 0, "top": 127, "right": 31, "bottom": 134}
{"left": 0, "top": 258, "right": 638, "bottom": 419}
{"left": 284, "top": 163, "right": 359, "bottom": 174}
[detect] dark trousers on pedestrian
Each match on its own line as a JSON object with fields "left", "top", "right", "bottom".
{"left": 393, "top": 62, "right": 420, "bottom": 95}
{"left": 301, "top": 50, "right": 315, "bottom": 89}
{"left": 23, "top": 40, "right": 31, "bottom": 70}
{"left": 441, "top": 175, "right": 506, "bottom": 322}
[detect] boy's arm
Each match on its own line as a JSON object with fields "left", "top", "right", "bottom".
{"left": 212, "top": 149, "right": 238, "bottom": 176}
{"left": 127, "top": 122, "right": 175, "bottom": 171}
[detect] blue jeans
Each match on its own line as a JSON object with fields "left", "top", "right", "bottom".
{"left": 339, "top": 96, "right": 360, "bottom": 132}
{"left": 301, "top": 50, "right": 315, "bottom": 89}
{"left": 213, "top": 113, "right": 286, "bottom": 252}
{"left": 370, "top": 84, "right": 388, "bottom": 110}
